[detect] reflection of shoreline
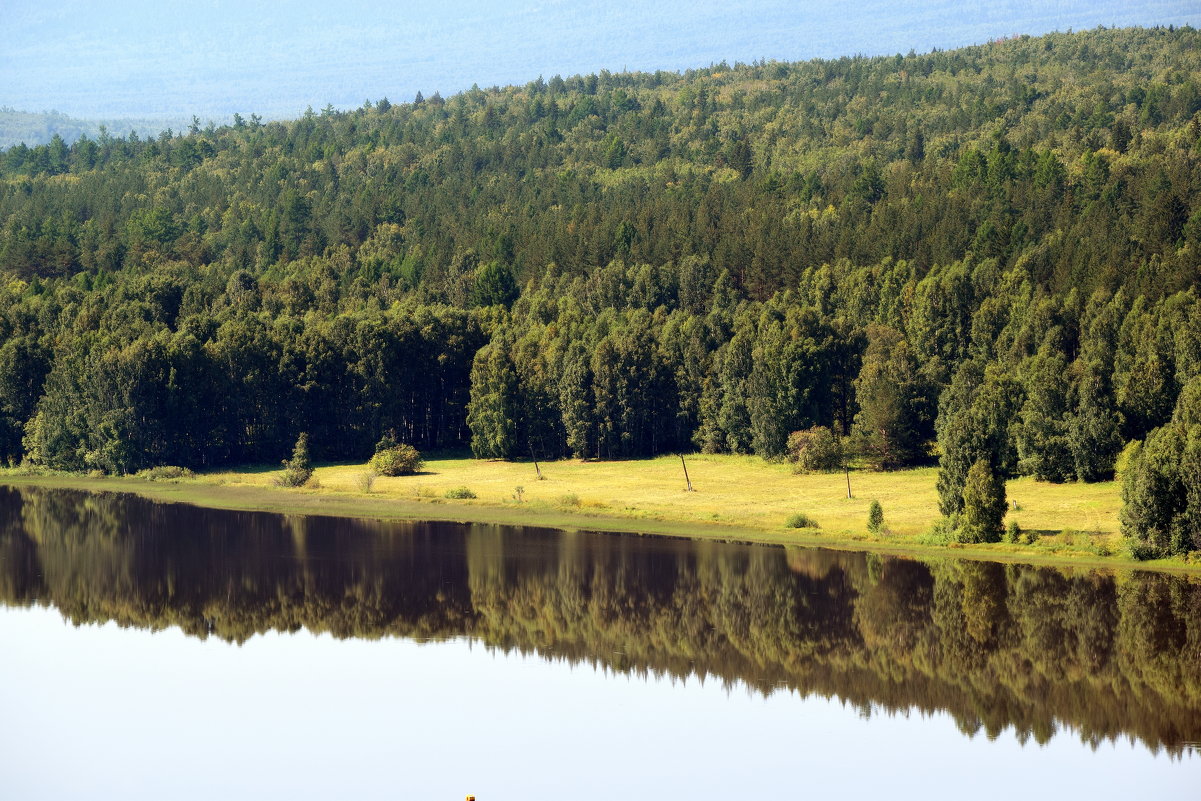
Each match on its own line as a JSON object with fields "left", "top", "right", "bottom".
{"left": 1, "top": 473, "right": 1195, "bottom": 576}
{"left": 1, "top": 484, "right": 1199, "bottom": 754}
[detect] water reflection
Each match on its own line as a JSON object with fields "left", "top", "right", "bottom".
{"left": 1, "top": 485, "right": 1198, "bottom": 755}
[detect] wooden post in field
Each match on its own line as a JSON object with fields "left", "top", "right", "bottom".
{"left": 529, "top": 443, "right": 544, "bottom": 480}
{"left": 845, "top": 465, "right": 852, "bottom": 499}
{"left": 681, "top": 455, "right": 695, "bottom": 492}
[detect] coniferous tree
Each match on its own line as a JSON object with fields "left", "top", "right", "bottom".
{"left": 279, "top": 432, "right": 313, "bottom": 487}
{"left": 936, "top": 361, "right": 1021, "bottom": 517}
{"left": 867, "top": 500, "right": 885, "bottom": 534}
{"left": 960, "top": 458, "right": 1006, "bottom": 544}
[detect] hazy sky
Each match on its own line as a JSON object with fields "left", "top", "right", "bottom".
{"left": 2, "top": 0, "right": 1199, "bottom": 120}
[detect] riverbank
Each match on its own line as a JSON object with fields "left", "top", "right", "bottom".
{"left": 2, "top": 454, "right": 1197, "bottom": 574}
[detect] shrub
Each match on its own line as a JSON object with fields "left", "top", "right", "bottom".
{"left": 277, "top": 433, "right": 313, "bottom": 487}
{"left": 370, "top": 443, "right": 423, "bottom": 476}
{"left": 1004, "top": 520, "right": 1021, "bottom": 543}
{"left": 787, "top": 426, "right": 842, "bottom": 473}
{"left": 445, "top": 486, "right": 477, "bottom": 499}
{"left": 137, "top": 465, "right": 195, "bottom": 480}
{"left": 1021, "top": 528, "right": 1039, "bottom": 546}
{"left": 1126, "top": 539, "right": 1160, "bottom": 561}
{"left": 14, "top": 460, "right": 44, "bottom": 476}
{"left": 355, "top": 471, "right": 376, "bottom": 493}
{"left": 918, "top": 515, "right": 958, "bottom": 545}
{"left": 559, "top": 493, "right": 582, "bottom": 507}
{"left": 867, "top": 500, "right": 884, "bottom": 534}
{"left": 785, "top": 513, "right": 820, "bottom": 529}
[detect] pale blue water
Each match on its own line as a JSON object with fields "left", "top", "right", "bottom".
{"left": 2, "top": 606, "right": 1196, "bottom": 800}
{"left": 0, "top": 486, "right": 1198, "bottom": 799}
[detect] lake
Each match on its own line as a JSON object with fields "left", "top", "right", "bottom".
{"left": 0, "top": 485, "right": 1197, "bottom": 799}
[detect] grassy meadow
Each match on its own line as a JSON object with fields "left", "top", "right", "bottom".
{"left": 206, "top": 454, "right": 1121, "bottom": 540}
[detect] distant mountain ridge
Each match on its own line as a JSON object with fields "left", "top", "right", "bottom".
{"left": 0, "top": 108, "right": 226, "bottom": 149}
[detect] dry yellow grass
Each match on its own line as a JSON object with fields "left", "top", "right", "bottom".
{"left": 202, "top": 454, "right": 1120, "bottom": 539}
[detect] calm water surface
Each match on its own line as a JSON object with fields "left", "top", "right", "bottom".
{"left": 0, "top": 485, "right": 1198, "bottom": 799}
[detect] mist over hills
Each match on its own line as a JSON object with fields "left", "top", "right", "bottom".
{"left": 0, "top": 108, "right": 208, "bottom": 150}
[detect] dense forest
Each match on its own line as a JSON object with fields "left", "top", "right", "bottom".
{"left": 1, "top": 487, "right": 1198, "bottom": 753}
{"left": 0, "top": 27, "right": 1199, "bottom": 553}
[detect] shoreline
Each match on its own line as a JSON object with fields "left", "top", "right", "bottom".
{"left": 2, "top": 462, "right": 1198, "bottom": 577}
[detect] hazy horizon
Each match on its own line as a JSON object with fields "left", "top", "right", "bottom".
{"left": 3, "top": 0, "right": 1198, "bottom": 125}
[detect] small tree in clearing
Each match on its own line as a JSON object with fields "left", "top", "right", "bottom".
{"left": 279, "top": 433, "right": 314, "bottom": 487}
{"left": 867, "top": 500, "right": 884, "bottom": 534}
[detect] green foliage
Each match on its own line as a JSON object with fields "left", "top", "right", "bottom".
{"left": 958, "top": 459, "right": 1006, "bottom": 544}
{"left": 355, "top": 471, "right": 376, "bottom": 493}
{"left": 1120, "top": 397, "right": 1201, "bottom": 556}
{"left": 1016, "top": 350, "right": 1075, "bottom": 482}
{"left": 936, "top": 361, "right": 1021, "bottom": 517}
{"left": 867, "top": 500, "right": 884, "bottom": 534}
{"left": 1174, "top": 376, "right": 1201, "bottom": 426}
{"left": 1005, "top": 520, "right": 1021, "bottom": 544}
{"left": 471, "top": 261, "right": 519, "bottom": 308}
{"left": 135, "top": 465, "right": 194, "bottom": 480}
{"left": 277, "top": 433, "right": 313, "bottom": 487}
{"left": 369, "top": 444, "right": 423, "bottom": 476}
{"left": 467, "top": 342, "right": 518, "bottom": 458}
{"left": 785, "top": 512, "right": 819, "bottom": 529}
{"left": 1114, "top": 439, "right": 1142, "bottom": 479}
{"left": 787, "top": 426, "right": 841, "bottom": 473}
{"left": 445, "top": 486, "right": 477, "bottom": 499}
{"left": 918, "top": 516, "right": 958, "bottom": 545}
{"left": 1069, "top": 364, "right": 1123, "bottom": 481}
{"left": 852, "top": 325, "right": 933, "bottom": 469}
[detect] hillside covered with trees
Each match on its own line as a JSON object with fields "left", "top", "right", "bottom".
{"left": 0, "top": 26, "right": 1199, "bottom": 554}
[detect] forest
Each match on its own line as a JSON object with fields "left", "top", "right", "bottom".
{"left": 0, "top": 26, "right": 1199, "bottom": 554}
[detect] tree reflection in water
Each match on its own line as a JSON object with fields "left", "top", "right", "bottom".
{"left": 1, "top": 485, "right": 1198, "bottom": 754}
